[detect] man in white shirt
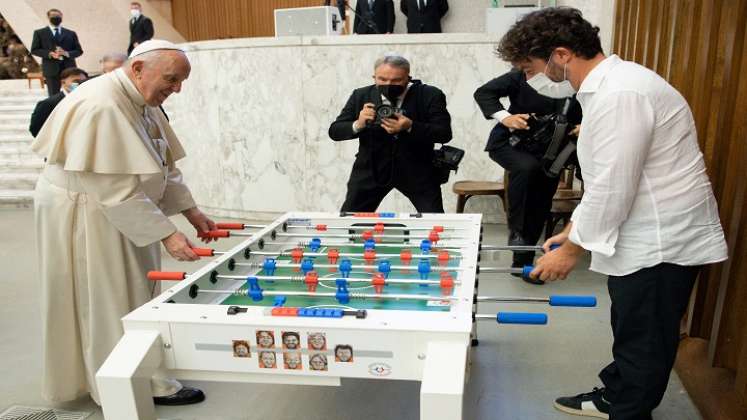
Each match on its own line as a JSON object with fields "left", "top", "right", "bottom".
{"left": 496, "top": 7, "right": 728, "bottom": 420}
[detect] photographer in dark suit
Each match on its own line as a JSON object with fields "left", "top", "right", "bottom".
{"left": 354, "top": 0, "right": 395, "bottom": 34}
{"left": 127, "top": 2, "right": 154, "bottom": 55}
{"left": 329, "top": 54, "right": 452, "bottom": 213}
{"left": 30, "top": 9, "right": 83, "bottom": 96}
{"left": 474, "top": 68, "right": 581, "bottom": 284}
{"left": 401, "top": 0, "right": 449, "bottom": 33}
{"left": 29, "top": 67, "right": 88, "bottom": 137}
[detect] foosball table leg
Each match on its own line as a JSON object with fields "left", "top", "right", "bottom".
{"left": 420, "top": 341, "right": 467, "bottom": 420}
{"left": 96, "top": 330, "right": 163, "bottom": 420}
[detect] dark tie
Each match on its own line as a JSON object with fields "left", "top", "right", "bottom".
{"left": 419, "top": 0, "right": 426, "bottom": 11}
{"left": 53, "top": 28, "right": 59, "bottom": 40}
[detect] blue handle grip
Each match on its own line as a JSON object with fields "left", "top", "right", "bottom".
{"left": 549, "top": 243, "right": 561, "bottom": 251}
{"left": 496, "top": 312, "right": 548, "bottom": 325}
{"left": 549, "top": 295, "right": 597, "bottom": 307}
{"left": 522, "top": 265, "right": 534, "bottom": 279}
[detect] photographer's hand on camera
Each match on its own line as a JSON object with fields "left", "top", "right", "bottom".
{"left": 354, "top": 103, "right": 376, "bottom": 131}
{"left": 380, "top": 113, "right": 413, "bottom": 134}
{"left": 501, "top": 113, "right": 531, "bottom": 130}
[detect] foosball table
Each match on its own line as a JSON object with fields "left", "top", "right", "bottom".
{"left": 96, "top": 212, "right": 596, "bottom": 420}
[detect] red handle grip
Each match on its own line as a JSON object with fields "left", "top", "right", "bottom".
{"left": 191, "top": 248, "right": 215, "bottom": 257}
{"left": 147, "top": 271, "right": 186, "bottom": 281}
{"left": 216, "top": 222, "right": 245, "bottom": 230}
{"left": 198, "top": 230, "right": 230, "bottom": 238}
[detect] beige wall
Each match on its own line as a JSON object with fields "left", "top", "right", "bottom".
{"left": 0, "top": 0, "right": 185, "bottom": 74}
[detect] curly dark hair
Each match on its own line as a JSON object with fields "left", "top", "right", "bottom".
{"left": 496, "top": 7, "right": 603, "bottom": 63}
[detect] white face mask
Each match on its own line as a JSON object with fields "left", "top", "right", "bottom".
{"left": 526, "top": 55, "right": 576, "bottom": 99}
{"left": 130, "top": 9, "right": 141, "bottom": 18}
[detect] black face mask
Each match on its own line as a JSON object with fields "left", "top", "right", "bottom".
{"left": 377, "top": 84, "right": 406, "bottom": 102}
{"left": 49, "top": 16, "right": 62, "bottom": 26}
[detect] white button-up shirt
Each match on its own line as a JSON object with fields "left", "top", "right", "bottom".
{"left": 569, "top": 55, "right": 728, "bottom": 276}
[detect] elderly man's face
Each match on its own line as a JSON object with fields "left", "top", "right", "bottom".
{"left": 373, "top": 64, "right": 409, "bottom": 89}
{"left": 132, "top": 51, "right": 191, "bottom": 107}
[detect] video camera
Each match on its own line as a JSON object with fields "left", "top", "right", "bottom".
{"left": 508, "top": 98, "right": 578, "bottom": 178}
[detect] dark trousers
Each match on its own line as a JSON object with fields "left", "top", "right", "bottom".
{"left": 46, "top": 76, "right": 61, "bottom": 96}
{"left": 488, "top": 142, "right": 559, "bottom": 245}
{"left": 341, "top": 169, "right": 444, "bottom": 213}
{"left": 601, "top": 263, "right": 699, "bottom": 420}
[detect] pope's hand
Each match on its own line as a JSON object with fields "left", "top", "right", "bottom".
{"left": 182, "top": 207, "right": 217, "bottom": 243}
{"left": 162, "top": 231, "right": 199, "bottom": 261}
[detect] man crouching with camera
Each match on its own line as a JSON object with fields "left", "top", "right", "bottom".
{"left": 329, "top": 54, "right": 452, "bottom": 212}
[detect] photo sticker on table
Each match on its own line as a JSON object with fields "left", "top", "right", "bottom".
{"left": 281, "top": 331, "right": 301, "bottom": 350}
{"left": 309, "top": 353, "right": 328, "bottom": 371}
{"left": 255, "top": 330, "right": 275, "bottom": 349}
{"left": 334, "top": 344, "right": 354, "bottom": 363}
{"left": 258, "top": 351, "right": 277, "bottom": 369}
{"left": 232, "top": 340, "right": 251, "bottom": 358}
{"left": 283, "top": 352, "right": 302, "bottom": 370}
{"left": 307, "top": 332, "right": 327, "bottom": 351}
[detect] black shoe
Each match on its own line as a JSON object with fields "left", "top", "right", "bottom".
{"left": 508, "top": 230, "right": 526, "bottom": 247}
{"left": 554, "top": 387, "right": 610, "bottom": 419}
{"left": 153, "top": 387, "right": 205, "bottom": 406}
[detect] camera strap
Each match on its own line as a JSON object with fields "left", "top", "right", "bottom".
{"left": 541, "top": 98, "right": 571, "bottom": 162}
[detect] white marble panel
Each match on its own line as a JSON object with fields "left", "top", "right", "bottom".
{"left": 167, "top": 33, "right": 571, "bottom": 222}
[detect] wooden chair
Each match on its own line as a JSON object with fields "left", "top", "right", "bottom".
{"left": 27, "top": 72, "right": 45, "bottom": 89}
{"left": 544, "top": 166, "right": 583, "bottom": 239}
{"left": 452, "top": 180, "right": 506, "bottom": 213}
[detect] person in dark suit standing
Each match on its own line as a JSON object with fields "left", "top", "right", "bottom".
{"left": 329, "top": 54, "right": 452, "bottom": 213}
{"left": 354, "top": 0, "right": 395, "bottom": 34}
{"left": 474, "top": 69, "right": 582, "bottom": 284}
{"left": 401, "top": 0, "right": 449, "bottom": 33}
{"left": 30, "top": 9, "right": 83, "bottom": 96}
{"left": 127, "top": 2, "right": 154, "bottom": 55}
{"left": 29, "top": 67, "right": 88, "bottom": 137}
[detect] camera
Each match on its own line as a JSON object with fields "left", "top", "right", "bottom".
{"left": 508, "top": 113, "right": 559, "bottom": 155}
{"left": 368, "top": 104, "right": 403, "bottom": 126}
{"left": 433, "top": 145, "right": 465, "bottom": 184}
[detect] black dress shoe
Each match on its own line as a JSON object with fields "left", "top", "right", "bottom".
{"left": 153, "top": 387, "right": 205, "bottom": 406}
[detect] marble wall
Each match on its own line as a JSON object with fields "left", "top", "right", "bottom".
{"left": 166, "top": 34, "right": 512, "bottom": 220}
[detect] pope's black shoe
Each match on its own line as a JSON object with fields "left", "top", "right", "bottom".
{"left": 153, "top": 387, "right": 205, "bottom": 406}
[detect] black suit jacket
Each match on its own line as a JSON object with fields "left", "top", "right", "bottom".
{"left": 354, "top": 0, "right": 395, "bottom": 34}
{"left": 29, "top": 92, "right": 65, "bottom": 137}
{"left": 400, "top": 0, "right": 449, "bottom": 33}
{"left": 30, "top": 27, "right": 83, "bottom": 78}
{"left": 329, "top": 81, "right": 452, "bottom": 188}
{"left": 474, "top": 70, "right": 582, "bottom": 151}
{"left": 128, "top": 15, "right": 154, "bottom": 54}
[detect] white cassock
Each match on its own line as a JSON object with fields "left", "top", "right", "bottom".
{"left": 31, "top": 68, "right": 195, "bottom": 403}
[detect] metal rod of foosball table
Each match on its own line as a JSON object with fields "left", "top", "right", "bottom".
{"left": 476, "top": 295, "right": 597, "bottom": 307}
{"left": 248, "top": 249, "right": 463, "bottom": 260}
{"left": 213, "top": 274, "right": 458, "bottom": 286}
{"left": 480, "top": 244, "right": 561, "bottom": 252}
{"left": 216, "top": 222, "right": 465, "bottom": 232}
{"left": 197, "top": 289, "right": 459, "bottom": 302}
{"left": 264, "top": 241, "right": 466, "bottom": 251}
{"left": 232, "top": 261, "right": 463, "bottom": 272}
{"left": 273, "top": 232, "right": 468, "bottom": 241}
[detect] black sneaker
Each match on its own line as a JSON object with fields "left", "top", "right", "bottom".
{"left": 554, "top": 387, "right": 610, "bottom": 419}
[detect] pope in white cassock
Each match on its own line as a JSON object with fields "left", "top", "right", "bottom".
{"left": 31, "top": 40, "right": 213, "bottom": 406}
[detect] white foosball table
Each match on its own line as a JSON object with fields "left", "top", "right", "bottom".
{"left": 96, "top": 212, "right": 595, "bottom": 420}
